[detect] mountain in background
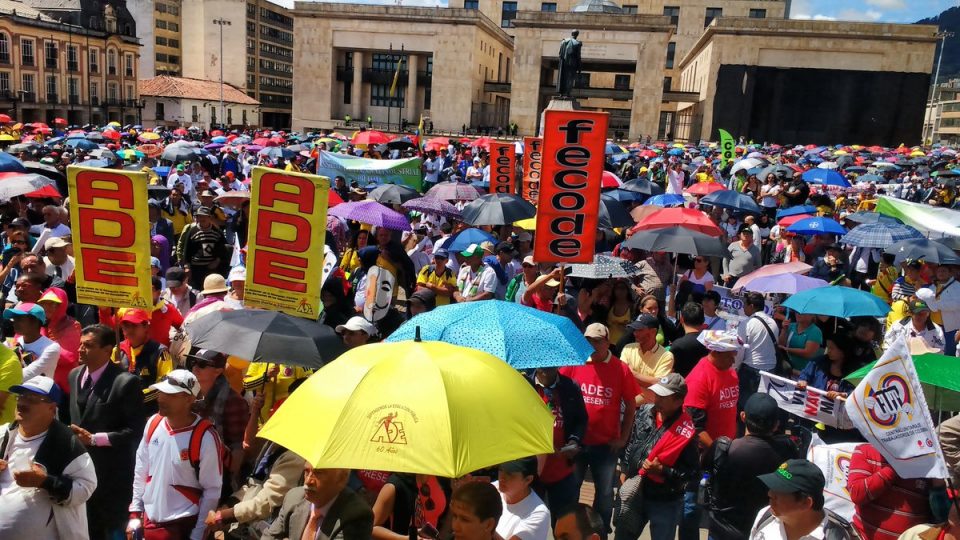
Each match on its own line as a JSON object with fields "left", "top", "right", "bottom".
{"left": 917, "top": 7, "right": 960, "bottom": 81}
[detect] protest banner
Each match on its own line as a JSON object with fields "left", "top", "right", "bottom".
{"left": 845, "top": 336, "right": 949, "bottom": 478}
{"left": 489, "top": 141, "right": 516, "bottom": 195}
{"left": 67, "top": 166, "right": 151, "bottom": 309}
{"left": 759, "top": 371, "right": 853, "bottom": 429}
{"left": 807, "top": 439, "right": 859, "bottom": 521}
{"left": 719, "top": 129, "right": 735, "bottom": 168}
{"left": 317, "top": 150, "right": 423, "bottom": 191}
{"left": 522, "top": 137, "right": 542, "bottom": 206}
{"left": 534, "top": 110, "right": 607, "bottom": 264}
{"left": 713, "top": 285, "right": 775, "bottom": 316}
{"left": 245, "top": 167, "right": 331, "bottom": 319}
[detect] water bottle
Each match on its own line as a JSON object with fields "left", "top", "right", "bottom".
{"left": 696, "top": 472, "right": 710, "bottom": 505}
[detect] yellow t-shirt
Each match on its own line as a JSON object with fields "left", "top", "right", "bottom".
{"left": 163, "top": 208, "right": 194, "bottom": 235}
{"left": 0, "top": 345, "right": 21, "bottom": 425}
{"left": 244, "top": 363, "right": 313, "bottom": 422}
{"left": 416, "top": 265, "right": 457, "bottom": 305}
{"left": 620, "top": 343, "right": 674, "bottom": 382}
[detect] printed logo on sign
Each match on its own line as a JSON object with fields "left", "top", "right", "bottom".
{"left": 296, "top": 298, "right": 314, "bottom": 315}
{"left": 834, "top": 455, "right": 851, "bottom": 493}
{"left": 371, "top": 412, "right": 407, "bottom": 445}
{"left": 129, "top": 291, "right": 149, "bottom": 308}
{"left": 863, "top": 373, "right": 913, "bottom": 428}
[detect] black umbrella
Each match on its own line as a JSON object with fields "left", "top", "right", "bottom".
{"left": 757, "top": 164, "right": 795, "bottom": 180}
{"left": 620, "top": 178, "right": 663, "bottom": 196}
{"left": 461, "top": 193, "right": 536, "bottom": 226}
{"left": 160, "top": 145, "right": 200, "bottom": 163}
{"left": 598, "top": 193, "right": 634, "bottom": 229}
{"left": 367, "top": 183, "right": 420, "bottom": 205}
{"left": 387, "top": 136, "right": 416, "bottom": 150}
{"left": 147, "top": 185, "right": 172, "bottom": 199}
{"left": 623, "top": 227, "right": 726, "bottom": 257}
{"left": 185, "top": 309, "right": 345, "bottom": 369}
{"left": 884, "top": 238, "right": 960, "bottom": 265}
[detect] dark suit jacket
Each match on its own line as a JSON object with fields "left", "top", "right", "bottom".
{"left": 67, "top": 362, "right": 146, "bottom": 522}
{"left": 264, "top": 486, "right": 373, "bottom": 540}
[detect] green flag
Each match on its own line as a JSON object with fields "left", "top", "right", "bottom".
{"left": 718, "top": 129, "right": 735, "bottom": 168}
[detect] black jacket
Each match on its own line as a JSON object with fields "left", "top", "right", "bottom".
{"left": 527, "top": 373, "right": 588, "bottom": 446}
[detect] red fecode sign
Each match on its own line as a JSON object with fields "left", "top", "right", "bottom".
{"left": 522, "top": 136, "right": 542, "bottom": 205}
{"left": 533, "top": 110, "right": 608, "bottom": 263}
{"left": 489, "top": 141, "right": 515, "bottom": 195}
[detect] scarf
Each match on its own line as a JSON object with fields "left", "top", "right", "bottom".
{"left": 483, "top": 255, "right": 509, "bottom": 285}
{"left": 639, "top": 409, "right": 695, "bottom": 483}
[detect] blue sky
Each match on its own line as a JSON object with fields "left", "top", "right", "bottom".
{"left": 789, "top": 0, "right": 955, "bottom": 23}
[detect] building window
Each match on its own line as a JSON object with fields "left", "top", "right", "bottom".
{"left": 107, "top": 49, "right": 117, "bottom": 75}
{"left": 21, "top": 39, "right": 34, "bottom": 66}
{"left": 663, "top": 6, "right": 679, "bottom": 26}
{"left": 125, "top": 54, "right": 134, "bottom": 77}
{"left": 192, "top": 105, "right": 199, "bottom": 122}
{"left": 614, "top": 74, "right": 630, "bottom": 90}
{"left": 464, "top": 0, "right": 478, "bottom": 8}
{"left": 228, "top": 108, "right": 233, "bottom": 124}
{"left": 68, "top": 77, "right": 79, "bottom": 103}
{"left": 541, "top": 2, "right": 557, "bottom": 11}
{"left": 704, "top": 7, "right": 722, "bottom": 27}
{"left": 749, "top": 8, "right": 766, "bottom": 18}
{"left": 156, "top": 19, "right": 166, "bottom": 29}
{"left": 67, "top": 45, "right": 78, "bottom": 71}
{"left": 371, "top": 84, "right": 404, "bottom": 107}
{"left": 211, "top": 107, "right": 217, "bottom": 124}
{"left": 44, "top": 41, "right": 57, "bottom": 68}
{"left": 107, "top": 83, "right": 118, "bottom": 102}
{"left": 501, "top": 1, "right": 517, "bottom": 27}
{"left": 169, "top": 22, "right": 179, "bottom": 31}
{"left": 242, "top": 110, "right": 247, "bottom": 124}
{"left": 622, "top": 4, "right": 637, "bottom": 13}
{"left": 125, "top": 84, "right": 134, "bottom": 101}
{"left": 154, "top": 102, "right": 164, "bottom": 120}
{"left": 89, "top": 82, "right": 98, "bottom": 104}
{"left": 0, "top": 34, "right": 9, "bottom": 64}
{"left": 156, "top": 36, "right": 166, "bottom": 46}
{"left": 88, "top": 48, "right": 99, "bottom": 73}
{"left": 665, "top": 42, "right": 676, "bottom": 69}
{"left": 21, "top": 73, "right": 34, "bottom": 100}
{"left": 0, "top": 72, "right": 9, "bottom": 94}
{"left": 663, "top": 76, "right": 672, "bottom": 93}
{"left": 372, "top": 53, "right": 402, "bottom": 72}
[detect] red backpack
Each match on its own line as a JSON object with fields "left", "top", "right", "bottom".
{"left": 145, "top": 414, "right": 219, "bottom": 476}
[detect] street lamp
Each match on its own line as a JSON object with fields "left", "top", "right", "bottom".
{"left": 213, "top": 17, "right": 231, "bottom": 130}
{"left": 928, "top": 30, "right": 953, "bottom": 144}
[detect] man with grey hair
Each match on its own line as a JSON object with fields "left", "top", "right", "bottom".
{"left": 31, "top": 204, "right": 71, "bottom": 255}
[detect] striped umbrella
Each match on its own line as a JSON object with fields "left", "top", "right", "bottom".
{"left": 842, "top": 223, "right": 923, "bottom": 249}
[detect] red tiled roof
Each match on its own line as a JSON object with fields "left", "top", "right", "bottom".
{"left": 138, "top": 76, "right": 260, "bottom": 106}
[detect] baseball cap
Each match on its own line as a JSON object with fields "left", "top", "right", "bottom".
{"left": 151, "top": 256, "right": 161, "bottom": 269}
{"left": 480, "top": 241, "right": 496, "bottom": 255}
{"left": 336, "top": 316, "right": 379, "bottom": 337}
{"left": 744, "top": 393, "right": 779, "bottom": 432}
{"left": 825, "top": 243, "right": 844, "bottom": 253}
{"left": 433, "top": 248, "right": 449, "bottom": 260}
{"left": 195, "top": 206, "right": 213, "bottom": 217}
{"left": 758, "top": 459, "right": 826, "bottom": 495}
{"left": 584, "top": 322, "right": 609, "bottom": 340}
{"left": 200, "top": 189, "right": 217, "bottom": 198}
{"left": 522, "top": 255, "right": 536, "bottom": 267}
{"left": 10, "top": 375, "right": 62, "bottom": 403}
{"left": 165, "top": 267, "right": 186, "bottom": 287}
{"left": 187, "top": 349, "right": 227, "bottom": 369}
{"left": 517, "top": 231, "right": 532, "bottom": 242}
{"left": 496, "top": 241, "right": 515, "bottom": 254}
{"left": 626, "top": 313, "right": 659, "bottom": 331}
{"left": 407, "top": 289, "right": 437, "bottom": 310}
{"left": 909, "top": 299, "right": 931, "bottom": 313}
{"left": 460, "top": 243, "right": 483, "bottom": 257}
{"left": 150, "top": 369, "right": 200, "bottom": 397}
{"left": 38, "top": 290, "right": 62, "bottom": 304}
{"left": 44, "top": 237, "right": 70, "bottom": 250}
{"left": 4, "top": 302, "right": 46, "bottom": 324}
{"left": 738, "top": 225, "right": 754, "bottom": 235}
{"left": 499, "top": 456, "right": 538, "bottom": 478}
{"left": 120, "top": 308, "right": 151, "bottom": 325}
{"left": 649, "top": 373, "right": 687, "bottom": 398}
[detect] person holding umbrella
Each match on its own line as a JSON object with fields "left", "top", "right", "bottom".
{"left": 721, "top": 226, "right": 761, "bottom": 288}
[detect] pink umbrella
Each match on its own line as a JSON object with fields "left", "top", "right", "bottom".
{"left": 731, "top": 261, "right": 813, "bottom": 293}
{"left": 740, "top": 273, "right": 828, "bottom": 295}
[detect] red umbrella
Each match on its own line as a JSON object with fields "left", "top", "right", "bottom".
{"left": 25, "top": 185, "right": 61, "bottom": 199}
{"left": 172, "top": 128, "right": 188, "bottom": 136}
{"left": 471, "top": 136, "right": 494, "bottom": 150}
{"left": 32, "top": 122, "right": 49, "bottom": 129}
{"left": 685, "top": 182, "right": 727, "bottom": 196}
{"left": 252, "top": 137, "right": 272, "bottom": 147}
{"left": 34, "top": 127, "right": 52, "bottom": 135}
{"left": 0, "top": 114, "right": 11, "bottom": 123}
{"left": 601, "top": 171, "right": 622, "bottom": 188}
{"left": 53, "top": 118, "right": 67, "bottom": 126}
{"left": 631, "top": 208, "right": 723, "bottom": 237}
{"left": 210, "top": 130, "right": 224, "bottom": 137}
{"left": 638, "top": 149, "right": 658, "bottom": 158}
{"left": 426, "top": 137, "right": 449, "bottom": 147}
{"left": 458, "top": 137, "right": 472, "bottom": 144}
{"left": 777, "top": 214, "right": 814, "bottom": 228}
{"left": 351, "top": 130, "right": 391, "bottom": 146}
{"left": 102, "top": 129, "right": 121, "bottom": 141}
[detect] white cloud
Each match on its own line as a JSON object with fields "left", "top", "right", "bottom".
{"left": 864, "top": 0, "right": 906, "bottom": 9}
{"left": 791, "top": 13, "right": 838, "bottom": 20}
{"left": 836, "top": 8, "right": 884, "bottom": 20}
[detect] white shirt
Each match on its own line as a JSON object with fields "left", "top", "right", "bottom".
{"left": 424, "top": 158, "right": 441, "bottom": 183}
{"left": 494, "top": 482, "right": 550, "bottom": 540}
{"left": 666, "top": 169, "right": 684, "bottom": 195}
{"left": 31, "top": 223, "right": 71, "bottom": 254}
{"left": 737, "top": 312, "right": 778, "bottom": 371}
{"left": 883, "top": 318, "right": 946, "bottom": 353}
{"left": 44, "top": 255, "right": 75, "bottom": 279}
{"left": 750, "top": 505, "right": 830, "bottom": 540}
{"left": 0, "top": 429, "right": 57, "bottom": 540}
{"left": 457, "top": 265, "right": 497, "bottom": 300}
{"left": 917, "top": 280, "right": 960, "bottom": 333}
{"left": 166, "top": 171, "right": 193, "bottom": 197}
{"left": 17, "top": 335, "right": 61, "bottom": 382}
{"left": 760, "top": 184, "right": 782, "bottom": 208}
{"left": 130, "top": 415, "right": 223, "bottom": 540}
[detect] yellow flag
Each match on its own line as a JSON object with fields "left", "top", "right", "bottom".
{"left": 389, "top": 56, "right": 404, "bottom": 97}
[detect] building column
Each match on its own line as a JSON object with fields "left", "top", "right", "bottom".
{"left": 406, "top": 54, "right": 419, "bottom": 124}
{"left": 352, "top": 50, "right": 364, "bottom": 119}
{"left": 629, "top": 40, "right": 668, "bottom": 141}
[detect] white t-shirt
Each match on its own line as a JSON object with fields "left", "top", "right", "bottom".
{"left": 750, "top": 505, "right": 829, "bottom": 540}
{"left": 760, "top": 184, "right": 782, "bottom": 208}
{"left": 457, "top": 265, "right": 497, "bottom": 300}
{"left": 493, "top": 482, "right": 551, "bottom": 540}
{"left": 0, "top": 429, "right": 57, "bottom": 540}
{"left": 17, "top": 335, "right": 61, "bottom": 382}
{"left": 666, "top": 170, "right": 684, "bottom": 195}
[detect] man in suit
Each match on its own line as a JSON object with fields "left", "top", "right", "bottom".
{"left": 67, "top": 323, "right": 146, "bottom": 540}
{"left": 263, "top": 464, "right": 373, "bottom": 540}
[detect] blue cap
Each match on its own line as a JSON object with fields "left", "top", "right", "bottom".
{"left": 433, "top": 248, "right": 449, "bottom": 259}
{"left": 4, "top": 302, "right": 47, "bottom": 324}
{"left": 10, "top": 375, "right": 62, "bottom": 403}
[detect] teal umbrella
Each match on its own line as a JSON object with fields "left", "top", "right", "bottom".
{"left": 846, "top": 353, "right": 960, "bottom": 411}
{"left": 780, "top": 286, "right": 890, "bottom": 317}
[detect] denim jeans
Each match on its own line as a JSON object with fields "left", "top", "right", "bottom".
{"left": 614, "top": 496, "right": 683, "bottom": 540}
{"left": 678, "top": 489, "right": 701, "bottom": 540}
{"left": 573, "top": 444, "right": 619, "bottom": 535}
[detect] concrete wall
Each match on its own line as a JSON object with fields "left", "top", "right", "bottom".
{"left": 142, "top": 95, "right": 259, "bottom": 129}
{"left": 180, "top": 0, "right": 246, "bottom": 89}
{"left": 127, "top": 0, "right": 156, "bottom": 78}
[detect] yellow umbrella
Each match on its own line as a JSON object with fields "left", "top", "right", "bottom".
{"left": 910, "top": 150, "right": 926, "bottom": 157}
{"left": 515, "top": 216, "right": 536, "bottom": 230}
{"left": 107, "top": 121, "right": 121, "bottom": 128}
{"left": 0, "top": 134, "right": 15, "bottom": 141}
{"left": 139, "top": 131, "right": 161, "bottom": 141}
{"left": 258, "top": 340, "right": 554, "bottom": 477}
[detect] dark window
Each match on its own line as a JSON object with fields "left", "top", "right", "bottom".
{"left": 541, "top": 2, "right": 556, "bottom": 11}
{"left": 345, "top": 52, "right": 353, "bottom": 69}
{"left": 371, "top": 83, "right": 404, "bottom": 107}
{"left": 663, "top": 6, "right": 679, "bottom": 26}
{"left": 464, "top": 0, "right": 478, "bottom": 9}
{"left": 749, "top": 8, "right": 766, "bottom": 18}
{"left": 501, "top": 1, "right": 517, "bottom": 27}
{"left": 663, "top": 77, "right": 672, "bottom": 93}
{"left": 242, "top": 110, "right": 247, "bottom": 124}
{"left": 155, "top": 102, "right": 165, "bottom": 120}
{"left": 704, "top": 7, "right": 722, "bottom": 27}
{"left": 21, "top": 39, "right": 34, "bottom": 67}
{"left": 622, "top": 4, "right": 637, "bottom": 13}
{"left": 614, "top": 74, "right": 630, "bottom": 90}
{"left": 372, "top": 53, "right": 402, "bottom": 72}
{"left": 44, "top": 41, "right": 57, "bottom": 68}
{"left": 344, "top": 81, "right": 352, "bottom": 104}
{"left": 665, "top": 42, "right": 676, "bottom": 69}
{"left": 67, "top": 45, "right": 78, "bottom": 71}
{"left": 192, "top": 105, "right": 198, "bottom": 122}
{"left": 0, "top": 34, "right": 9, "bottom": 64}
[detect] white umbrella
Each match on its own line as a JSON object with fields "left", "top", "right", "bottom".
{"left": 730, "top": 157, "right": 764, "bottom": 176}
{"left": 817, "top": 161, "right": 839, "bottom": 169}
{"left": 0, "top": 173, "right": 56, "bottom": 201}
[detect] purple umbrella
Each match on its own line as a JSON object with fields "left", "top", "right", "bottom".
{"left": 244, "top": 144, "right": 263, "bottom": 152}
{"left": 426, "top": 181, "right": 480, "bottom": 201}
{"left": 328, "top": 200, "right": 411, "bottom": 231}
{"left": 401, "top": 196, "right": 463, "bottom": 219}
{"left": 204, "top": 143, "right": 224, "bottom": 151}
{"left": 742, "top": 273, "right": 828, "bottom": 295}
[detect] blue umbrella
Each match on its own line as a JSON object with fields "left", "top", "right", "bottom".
{"left": 776, "top": 205, "right": 817, "bottom": 219}
{"left": 643, "top": 193, "right": 685, "bottom": 207}
{"left": 667, "top": 148, "right": 684, "bottom": 156}
{"left": 211, "top": 136, "right": 228, "bottom": 144}
{"left": 445, "top": 227, "right": 496, "bottom": 252}
{"left": 781, "top": 286, "right": 890, "bottom": 317}
{"left": 603, "top": 189, "right": 645, "bottom": 203}
{"left": 152, "top": 166, "right": 171, "bottom": 179}
{"left": 65, "top": 138, "right": 99, "bottom": 151}
{"left": 801, "top": 168, "right": 850, "bottom": 187}
{"left": 79, "top": 159, "right": 111, "bottom": 168}
{"left": 786, "top": 217, "right": 846, "bottom": 236}
{"left": 700, "top": 190, "right": 762, "bottom": 214}
{"left": 43, "top": 136, "right": 65, "bottom": 147}
{"left": 0, "top": 152, "right": 26, "bottom": 173}
{"left": 842, "top": 223, "right": 923, "bottom": 249}
{"left": 386, "top": 301, "right": 592, "bottom": 369}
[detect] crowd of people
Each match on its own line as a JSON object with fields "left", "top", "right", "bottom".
{"left": 0, "top": 123, "right": 958, "bottom": 540}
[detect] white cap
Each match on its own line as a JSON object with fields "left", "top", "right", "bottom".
{"left": 336, "top": 316, "right": 378, "bottom": 337}
{"left": 150, "top": 369, "right": 200, "bottom": 397}
{"left": 227, "top": 265, "right": 247, "bottom": 284}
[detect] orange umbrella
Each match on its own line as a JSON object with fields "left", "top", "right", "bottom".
{"left": 351, "top": 130, "right": 391, "bottom": 146}
{"left": 631, "top": 207, "right": 723, "bottom": 237}
{"left": 685, "top": 182, "right": 726, "bottom": 196}
{"left": 102, "top": 129, "right": 121, "bottom": 141}
{"left": 138, "top": 144, "right": 162, "bottom": 158}
{"left": 0, "top": 114, "right": 12, "bottom": 123}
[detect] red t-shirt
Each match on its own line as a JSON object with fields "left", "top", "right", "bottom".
{"left": 149, "top": 302, "right": 184, "bottom": 346}
{"left": 683, "top": 356, "right": 739, "bottom": 440}
{"left": 560, "top": 353, "right": 640, "bottom": 446}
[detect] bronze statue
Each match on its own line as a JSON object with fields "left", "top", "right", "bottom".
{"left": 557, "top": 30, "right": 582, "bottom": 97}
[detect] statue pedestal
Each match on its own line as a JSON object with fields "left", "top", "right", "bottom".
{"left": 539, "top": 96, "right": 580, "bottom": 137}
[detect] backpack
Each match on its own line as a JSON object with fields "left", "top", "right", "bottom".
{"left": 145, "top": 414, "right": 218, "bottom": 477}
